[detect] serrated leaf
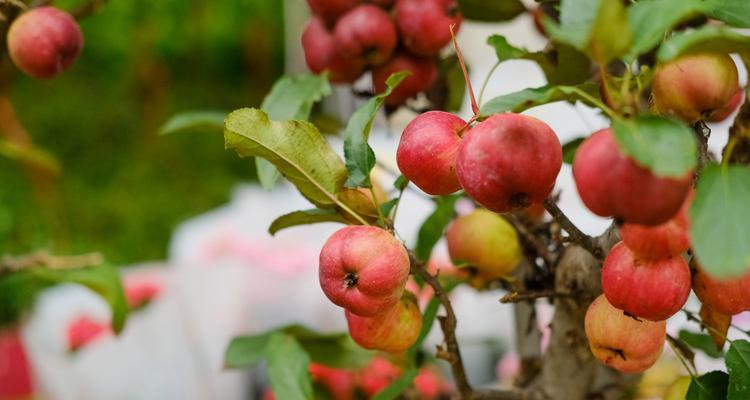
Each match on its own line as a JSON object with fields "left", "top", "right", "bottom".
{"left": 268, "top": 209, "right": 347, "bottom": 235}
{"left": 562, "top": 137, "right": 585, "bottom": 164}
{"left": 679, "top": 329, "right": 724, "bottom": 358}
{"left": 224, "top": 332, "right": 273, "bottom": 368}
{"left": 344, "top": 72, "right": 408, "bottom": 188}
{"left": 688, "top": 371, "right": 729, "bottom": 400}
{"left": 415, "top": 195, "right": 459, "bottom": 261}
{"left": 727, "top": 340, "right": 750, "bottom": 399}
{"left": 224, "top": 108, "right": 347, "bottom": 208}
{"left": 611, "top": 115, "right": 697, "bottom": 178}
{"left": 705, "top": 0, "right": 750, "bottom": 28}
{"left": 480, "top": 83, "right": 600, "bottom": 116}
{"left": 267, "top": 333, "right": 313, "bottom": 400}
{"left": 700, "top": 303, "right": 731, "bottom": 351}
{"left": 658, "top": 26, "right": 750, "bottom": 64}
{"left": 456, "top": 0, "right": 526, "bottom": 22}
{"left": 690, "top": 165, "right": 750, "bottom": 278}
{"left": 159, "top": 111, "right": 227, "bottom": 135}
{"left": 371, "top": 368, "right": 419, "bottom": 400}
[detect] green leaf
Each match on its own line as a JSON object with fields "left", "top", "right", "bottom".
{"left": 394, "top": 175, "right": 409, "bottom": 191}
{"left": 297, "top": 335, "right": 372, "bottom": 370}
{"left": 679, "top": 330, "right": 724, "bottom": 358}
{"left": 256, "top": 158, "right": 282, "bottom": 191}
{"left": 268, "top": 209, "right": 347, "bottom": 235}
{"left": 266, "top": 333, "right": 313, "bottom": 400}
{"left": 687, "top": 371, "right": 729, "bottom": 400}
{"left": 690, "top": 165, "right": 750, "bottom": 278}
{"left": 456, "top": 0, "right": 526, "bottom": 22}
{"left": 438, "top": 55, "right": 467, "bottom": 112}
{"left": 727, "top": 340, "right": 750, "bottom": 399}
{"left": 224, "top": 108, "right": 347, "bottom": 208}
{"left": 344, "top": 72, "right": 408, "bottom": 188}
{"left": 159, "top": 111, "right": 227, "bottom": 135}
{"left": 625, "top": 0, "right": 709, "bottom": 62}
{"left": 224, "top": 332, "right": 273, "bottom": 368}
{"left": 380, "top": 199, "right": 399, "bottom": 219}
{"left": 371, "top": 368, "right": 419, "bottom": 400}
{"left": 0, "top": 140, "right": 61, "bottom": 176}
{"left": 480, "top": 83, "right": 600, "bottom": 116}
{"left": 658, "top": 26, "right": 750, "bottom": 64}
{"left": 415, "top": 195, "right": 460, "bottom": 261}
{"left": 705, "top": 0, "right": 750, "bottom": 28}
{"left": 562, "top": 137, "right": 585, "bottom": 164}
{"left": 611, "top": 115, "right": 697, "bottom": 178}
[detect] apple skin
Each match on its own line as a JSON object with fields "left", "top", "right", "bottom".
{"left": 394, "top": 0, "right": 462, "bottom": 56}
{"left": 620, "top": 195, "right": 691, "bottom": 259}
{"left": 664, "top": 376, "right": 691, "bottom": 400}
{"left": 306, "top": 0, "right": 361, "bottom": 23}
{"left": 309, "top": 363, "right": 357, "bottom": 400}
{"left": 366, "top": 0, "right": 395, "bottom": 6}
{"left": 693, "top": 266, "right": 750, "bottom": 315}
{"left": 301, "top": 17, "right": 365, "bottom": 84}
{"left": 372, "top": 54, "right": 438, "bottom": 106}
{"left": 396, "top": 111, "right": 465, "bottom": 195}
{"left": 319, "top": 226, "right": 410, "bottom": 317}
{"left": 456, "top": 114, "right": 562, "bottom": 213}
{"left": 333, "top": 5, "right": 397, "bottom": 66}
{"left": 7, "top": 7, "right": 84, "bottom": 79}
{"left": 573, "top": 128, "right": 692, "bottom": 226}
{"left": 652, "top": 53, "right": 739, "bottom": 123}
{"left": 345, "top": 291, "right": 422, "bottom": 353}
{"left": 446, "top": 209, "right": 522, "bottom": 279}
{"left": 585, "top": 295, "right": 666, "bottom": 374}
{"left": 602, "top": 242, "right": 691, "bottom": 321}
{"left": 708, "top": 88, "right": 745, "bottom": 122}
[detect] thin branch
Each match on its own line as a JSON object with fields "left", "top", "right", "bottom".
{"left": 500, "top": 290, "right": 573, "bottom": 304}
{"left": 1, "top": 251, "right": 104, "bottom": 273}
{"left": 72, "top": 0, "right": 108, "bottom": 19}
{"left": 505, "top": 214, "right": 555, "bottom": 267}
{"left": 692, "top": 120, "right": 711, "bottom": 176}
{"left": 543, "top": 199, "right": 604, "bottom": 259}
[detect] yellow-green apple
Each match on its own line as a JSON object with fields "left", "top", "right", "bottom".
{"left": 394, "top": 0, "right": 461, "bottom": 56}
{"left": 372, "top": 53, "right": 438, "bottom": 106}
{"left": 663, "top": 376, "right": 691, "bottom": 400}
{"left": 345, "top": 291, "right": 422, "bottom": 353}
{"left": 333, "top": 5, "right": 397, "bottom": 66}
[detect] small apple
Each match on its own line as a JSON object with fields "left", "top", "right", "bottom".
{"left": 358, "top": 357, "right": 401, "bottom": 396}
{"left": 372, "top": 53, "right": 438, "bottom": 106}
{"left": 394, "top": 0, "right": 461, "bottom": 56}
{"left": 67, "top": 316, "right": 110, "bottom": 351}
{"left": 708, "top": 88, "right": 745, "bottom": 122}
{"left": 333, "top": 5, "right": 397, "bottom": 66}
{"left": 346, "top": 291, "right": 422, "bottom": 353}
{"left": 664, "top": 376, "right": 691, "bottom": 400}
{"left": 693, "top": 265, "right": 750, "bottom": 315}
{"left": 309, "top": 363, "right": 357, "bottom": 400}
{"left": 619, "top": 193, "right": 691, "bottom": 259}
{"left": 306, "top": 0, "right": 361, "bottom": 23}
{"left": 302, "top": 17, "right": 365, "bottom": 84}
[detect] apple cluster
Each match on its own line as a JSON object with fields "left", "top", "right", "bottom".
{"left": 301, "top": 0, "right": 462, "bottom": 106}
{"left": 6, "top": 6, "right": 84, "bottom": 79}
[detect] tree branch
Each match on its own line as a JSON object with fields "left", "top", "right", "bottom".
{"left": 722, "top": 93, "right": 750, "bottom": 165}
{"left": 692, "top": 120, "right": 711, "bottom": 176}
{"left": 543, "top": 199, "right": 604, "bottom": 259}
{"left": 505, "top": 214, "right": 555, "bottom": 267}
{"left": 0, "top": 250, "right": 104, "bottom": 273}
{"left": 500, "top": 290, "right": 573, "bottom": 304}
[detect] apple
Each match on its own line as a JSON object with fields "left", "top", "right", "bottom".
{"left": 309, "top": 363, "right": 357, "bottom": 400}
{"left": 456, "top": 113, "right": 562, "bottom": 213}
{"left": 306, "top": 0, "right": 361, "bottom": 23}
{"left": 693, "top": 265, "right": 750, "bottom": 315}
{"left": 333, "top": 5, "right": 397, "bottom": 66}
{"left": 708, "top": 88, "right": 745, "bottom": 122}
{"left": 394, "top": 0, "right": 461, "bottom": 56}
{"left": 358, "top": 357, "right": 401, "bottom": 396}
{"left": 345, "top": 291, "right": 422, "bottom": 353}
{"left": 7, "top": 7, "right": 84, "bottom": 79}
{"left": 664, "top": 376, "right": 691, "bottom": 400}
{"left": 619, "top": 193, "right": 691, "bottom": 259}
{"left": 67, "top": 316, "right": 110, "bottom": 351}
{"left": 372, "top": 53, "right": 438, "bottom": 106}
{"left": 366, "top": 0, "right": 395, "bottom": 6}
{"left": 301, "top": 17, "right": 365, "bottom": 84}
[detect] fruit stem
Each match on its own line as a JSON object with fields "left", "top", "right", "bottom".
{"left": 598, "top": 64, "right": 618, "bottom": 113}
{"left": 450, "top": 24, "right": 479, "bottom": 116}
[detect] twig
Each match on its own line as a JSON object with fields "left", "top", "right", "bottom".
{"left": 72, "top": 0, "right": 108, "bottom": 19}
{"left": 505, "top": 214, "right": 555, "bottom": 267}
{"left": 500, "top": 290, "right": 572, "bottom": 304}
{"left": 543, "top": 199, "right": 604, "bottom": 259}
{"left": 1, "top": 251, "right": 104, "bottom": 273}
{"left": 692, "top": 120, "right": 711, "bottom": 176}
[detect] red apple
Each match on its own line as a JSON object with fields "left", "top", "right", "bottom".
{"left": 414, "top": 367, "right": 450, "bottom": 399}
{"left": 67, "top": 316, "right": 110, "bottom": 351}
{"left": 333, "top": 5, "right": 397, "bottom": 66}
{"left": 372, "top": 53, "right": 438, "bottom": 106}
{"left": 302, "top": 17, "right": 365, "bottom": 84}
{"left": 319, "top": 226, "right": 410, "bottom": 316}
{"left": 358, "top": 357, "right": 401, "bottom": 396}
{"left": 693, "top": 266, "right": 750, "bottom": 315}
{"left": 620, "top": 191, "right": 692, "bottom": 260}
{"left": 396, "top": 111, "right": 465, "bottom": 195}
{"left": 366, "top": 0, "right": 395, "bottom": 7}
{"left": 652, "top": 53, "right": 739, "bottom": 123}
{"left": 708, "top": 88, "right": 745, "bottom": 122}
{"left": 456, "top": 114, "right": 562, "bottom": 213}
{"left": 7, "top": 7, "right": 84, "bottom": 79}
{"left": 306, "top": 0, "right": 361, "bottom": 23}
{"left": 585, "top": 295, "right": 666, "bottom": 373}
{"left": 309, "top": 364, "right": 357, "bottom": 400}
{"left": 602, "top": 242, "right": 691, "bottom": 321}
{"left": 394, "top": 0, "right": 462, "bottom": 56}
{"left": 0, "top": 329, "right": 34, "bottom": 398}
{"left": 345, "top": 291, "right": 422, "bottom": 353}
{"left": 573, "top": 128, "right": 692, "bottom": 226}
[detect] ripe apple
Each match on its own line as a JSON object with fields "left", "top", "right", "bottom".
{"left": 445, "top": 208, "right": 522, "bottom": 279}
{"left": 456, "top": 114, "right": 562, "bottom": 213}
{"left": 306, "top": 0, "right": 361, "bottom": 23}
{"left": 652, "top": 53, "right": 739, "bottom": 123}
{"left": 309, "top": 363, "right": 357, "bottom": 400}
{"left": 7, "top": 7, "right": 84, "bottom": 79}
{"left": 708, "top": 88, "right": 745, "bottom": 122}
{"left": 693, "top": 265, "right": 750, "bottom": 315}
{"left": 301, "top": 17, "right": 365, "bottom": 84}
{"left": 602, "top": 242, "right": 691, "bottom": 321}
{"left": 396, "top": 111, "right": 465, "bottom": 195}
{"left": 394, "top": 0, "right": 462, "bottom": 56}
{"left": 333, "top": 5, "right": 397, "bottom": 66}
{"left": 319, "top": 226, "right": 410, "bottom": 316}
{"left": 573, "top": 128, "right": 692, "bottom": 226}
{"left": 366, "top": 0, "right": 394, "bottom": 6}
{"left": 619, "top": 193, "right": 691, "bottom": 259}
{"left": 358, "top": 357, "right": 401, "bottom": 396}
{"left": 345, "top": 291, "right": 422, "bottom": 353}
{"left": 372, "top": 54, "right": 439, "bottom": 106}
{"left": 585, "top": 295, "right": 666, "bottom": 373}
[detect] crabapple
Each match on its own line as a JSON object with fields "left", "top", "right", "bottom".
{"left": 693, "top": 266, "right": 750, "bottom": 315}
{"left": 333, "top": 5, "right": 397, "bottom": 66}
{"left": 358, "top": 357, "right": 401, "bottom": 396}
{"left": 7, "top": 7, "right": 84, "bottom": 79}
{"left": 573, "top": 128, "right": 692, "bottom": 226}
{"left": 585, "top": 295, "right": 666, "bottom": 373}
{"left": 67, "top": 316, "right": 110, "bottom": 351}
{"left": 365, "top": 0, "right": 394, "bottom": 6}
{"left": 306, "top": 0, "right": 360, "bottom": 23}
{"left": 372, "top": 53, "right": 438, "bottom": 106}
{"left": 602, "top": 242, "right": 691, "bottom": 321}
{"left": 302, "top": 17, "right": 365, "bottom": 84}
{"left": 309, "top": 364, "right": 357, "bottom": 400}
{"left": 319, "top": 226, "right": 410, "bottom": 316}
{"left": 394, "top": 0, "right": 462, "bottom": 56}
{"left": 619, "top": 194, "right": 691, "bottom": 259}
{"left": 345, "top": 291, "right": 422, "bottom": 353}
{"left": 396, "top": 111, "right": 465, "bottom": 195}
{"left": 456, "top": 114, "right": 562, "bottom": 213}
{"left": 708, "top": 88, "right": 744, "bottom": 122}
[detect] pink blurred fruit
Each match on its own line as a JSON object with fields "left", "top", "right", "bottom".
{"left": 309, "top": 364, "right": 357, "bottom": 400}
{"left": 358, "top": 357, "right": 402, "bottom": 396}
{"left": 372, "top": 53, "right": 438, "bottom": 106}
{"left": 302, "top": 17, "right": 365, "bottom": 83}
{"left": 67, "top": 316, "right": 110, "bottom": 351}
{"left": 346, "top": 291, "right": 422, "bottom": 353}
{"left": 333, "top": 5, "right": 397, "bottom": 66}
{"left": 394, "top": 0, "right": 462, "bottom": 56}
{"left": 306, "top": 0, "right": 361, "bottom": 23}
{"left": 693, "top": 266, "right": 750, "bottom": 315}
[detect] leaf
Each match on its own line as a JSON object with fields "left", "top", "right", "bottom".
{"left": 658, "top": 26, "right": 750, "bottom": 64}
{"left": 700, "top": 303, "right": 731, "bottom": 351}
{"left": 256, "top": 158, "right": 282, "bottom": 191}
{"left": 480, "top": 83, "right": 600, "bottom": 116}
{"left": 415, "top": 195, "right": 460, "bottom": 261}
{"left": 224, "top": 332, "right": 273, "bottom": 368}
{"left": 224, "top": 108, "right": 347, "bottom": 208}
{"left": 727, "top": 340, "right": 750, "bottom": 399}
{"left": 667, "top": 334, "right": 696, "bottom": 371}
{"left": 690, "top": 165, "right": 750, "bottom": 278}
{"left": 344, "top": 72, "right": 408, "bottom": 188}
{"left": 394, "top": 175, "right": 409, "bottom": 191}
{"left": 611, "top": 115, "right": 697, "bottom": 178}
{"left": 297, "top": 335, "right": 372, "bottom": 370}
{"left": 380, "top": 199, "right": 399, "bottom": 219}
{"left": 456, "top": 0, "right": 526, "bottom": 22}
{"left": 268, "top": 209, "right": 348, "bottom": 235}
{"left": 371, "top": 368, "right": 419, "bottom": 400}
{"left": 266, "top": 333, "right": 313, "bottom": 400}
{"left": 562, "top": 137, "right": 585, "bottom": 164}
{"left": 705, "top": 0, "right": 750, "bottom": 28}
{"left": 687, "top": 371, "right": 729, "bottom": 400}
{"left": 437, "top": 55, "right": 467, "bottom": 112}
{"left": 679, "top": 329, "right": 724, "bottom": 358}
{"left": 0, "top": 141, "right": 61, "bottom": 176}
{"left": 159, "top": 111, "right": 227, "bottom": 135}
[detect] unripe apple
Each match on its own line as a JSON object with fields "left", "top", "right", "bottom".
{"left": 319, "top": 226, "right": 410, "bottom": 316}
{"left": 573, "top": 128, "right": 692, "bottom": 226}
{"left": 652, "top": 53, "right": 739, "bottom": 123}
{"left": 585, "top": 295, "right": 666, "bottom": 373}
{"left": 602, "top": 242, "right": 691, "bottom": 321}
{"left": 302, "top": 17, "right": 365, "bottom": 84}
{"left": 333, "top": 5, "right": 397, "bottom": 66}
{"left": 456, "top": 114, "right": 562, "bottom": 213}
{"left": 7, "top": 7, "right": 84, "bottom": 79}
{"left": 396, "top": 111, "right": 465, "bottom": 195}
{"left": 309, "top": 363, "right": 357, "bottom": 400}
{"left": 394, "top": 0, "right": 461, "bottom": 56}
{"left": 446, "top": 209, "right": 522, "bottom": 279}
{"left": 620, "top": 194, "right": 691, "bottom": 259}
{"left": 345, "top": 291, "right": 422, "bottom": 353}
{"left": 306, "top": 0, "right": 361, "bottom": 23}
{"left": 372, "top": 54, "right": 438, "bottom": 106}
{"left": 708, "top": 88, "right": 744, "bottom": 122}
{"left": 693, "top": 266, "right": 750, "bottom": 315}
